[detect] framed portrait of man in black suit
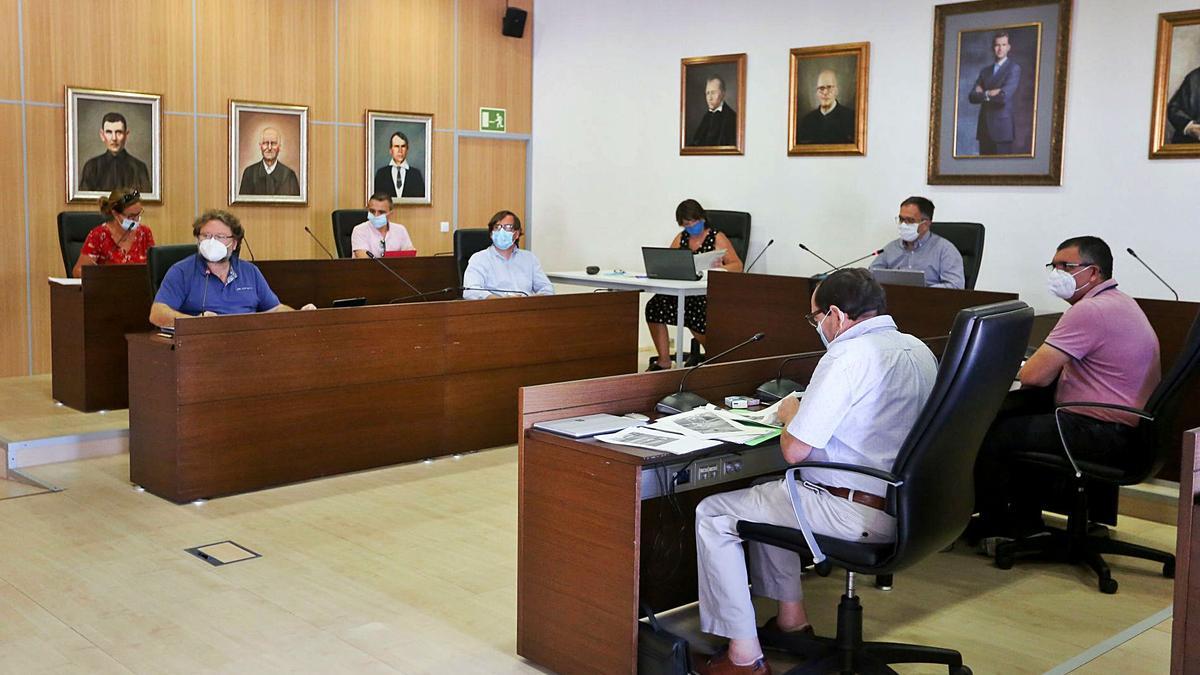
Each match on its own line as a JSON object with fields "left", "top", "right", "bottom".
{"left": 229, "top": 100, "right": 308, "bottom": 204}
{"left": 1149, "top": 9, "right": 1200, "bottom": 159}
{"left": 66, "top": 87, "right": 161, "bottom": 203}
{"left": 366, "top": 111, "right": 432, "bottom": 205}
{"left": 928, "top": 0, "right": 1072, "bottom": 186}
{"left": 680, "top": 53, "right": 746, "bottom": 156}
{"left": 787, "top": 42, "right": 870, "bottom": 157}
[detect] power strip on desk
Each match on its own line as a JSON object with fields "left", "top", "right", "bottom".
{"left": 640, "top": 445, "right": 787, "bottom": 500}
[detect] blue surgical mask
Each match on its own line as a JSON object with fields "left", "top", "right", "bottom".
{"left": 369, "top": 213, "right": 388, "bottom": 229}
{"left": 492, "top": 229, "right": 515, "bottom": 250}
{"left": 683, "top": 220, "right": 705, "bottom": 236}
{"left": 815, "top": 313, "right": 831, "bottom": 348}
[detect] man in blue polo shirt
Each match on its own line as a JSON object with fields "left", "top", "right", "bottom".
{"left": 149, "top": 209, "right": 312, "bottom": 328}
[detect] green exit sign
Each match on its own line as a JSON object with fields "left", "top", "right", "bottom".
{"left": 480, "top": 107, "right": 507, "bottom": 133}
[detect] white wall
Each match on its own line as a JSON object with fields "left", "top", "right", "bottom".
{"left": 530, "top": 0, "right": 1200, "bottom": 325}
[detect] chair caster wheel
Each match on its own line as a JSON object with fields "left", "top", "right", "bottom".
{"left": 1163, "top": 560, "right": 1175, "bottom": 579}
{"left": 1098, "top": 577, "right": 1118, "bottom": 594}
{"left": 994, "top": 553, "right": 1014, "bottom": 570}
{"left": 952, "top": 666, "right": 972, "bottom": 675}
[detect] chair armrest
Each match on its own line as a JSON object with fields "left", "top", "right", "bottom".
{"left": 1055, "top": 401, "right": 1153, "bottom": 420}
{"left": 786, "top": 461, "right": 903, "bottom": 487}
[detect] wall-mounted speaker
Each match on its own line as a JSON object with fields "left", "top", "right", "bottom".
{"left": 502, "top": 7, "right": 527, "bottom": 38}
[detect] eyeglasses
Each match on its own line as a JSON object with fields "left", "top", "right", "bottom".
{"left": 805, "top": 310, "right": 825, "bottom": 328}
{"left": 197, "top": 233, "right": 236, "bottom": 243}
{"left": 493, "top": 223, "right": 518, "bottom": 232}
{"left": 1045, "top": 261, "right": 1093, "bottom": 271}
{"left": 895, "top": 216, "right": 926, "bottom": 226}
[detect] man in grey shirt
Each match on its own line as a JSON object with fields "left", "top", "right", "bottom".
{"left": 869, "top": 196, "right": 965, "bottom": 289}
{"left": 462, "top": 210, "right": 554, "bottom": 299}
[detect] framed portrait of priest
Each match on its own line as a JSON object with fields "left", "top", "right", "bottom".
{"left": 680, "top": 53, "right": 746, "bottom": 155}
{"left": 366, "top": 111, "right": 433, "bottom": 205}
{"left": 1149, "top": 9, "right": 1200, "bottom": 159}
{"left": 229, "top": 100, "right": 308, "bottom": 204}
{"left": 787, "top": 42, "right": 870, "bottom": 156}
{"left": 65, "top": 87, "right": 161, "bottom": 203}
{"left": 928, "top": 0, "right": 1073, "bottom": 185}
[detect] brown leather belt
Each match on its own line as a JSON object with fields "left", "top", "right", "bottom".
{"left": 814, "top": 483, "right": 887, "bottom": 511}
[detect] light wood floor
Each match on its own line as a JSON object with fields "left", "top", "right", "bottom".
{"left": 0, "top": 450, "right": 1175, "bottom": 673}
{"left": 0, "top": 375, "right": 128, "bottom": 443}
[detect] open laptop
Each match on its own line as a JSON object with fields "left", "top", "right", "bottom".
{"left": 870, "top": 268, "right": 926, "bottom": 287}
{"left": 533, "top": 413, "right": 645, "bottom": 439}
{"left": 642, "top": 247, "right": 701, "bottom": 281}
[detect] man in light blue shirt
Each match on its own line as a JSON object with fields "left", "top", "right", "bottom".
{"left": 869, "top": 196, "right": 965, "bottom": 289}
{"left": 462, "top": 210, "right": 554, "bottom": 299}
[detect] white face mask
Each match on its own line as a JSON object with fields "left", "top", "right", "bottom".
{"left": 815, "top": 309, "right": 843, "bottom": 347}
{"left": 120, "top": 217, "right": 138, "bottom": 231}
{"left": 1047, "top": 266, "right": 1093, "bottom": 300}
{"left": 898, "top": 221, "right": 920, "bottom": 243}
{"left": 199, "top": 238, "right": 230, "bottom": 263}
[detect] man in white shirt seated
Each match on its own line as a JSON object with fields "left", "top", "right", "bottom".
{"left": 692, "top": 268, "right": 938, "bottom": 675}
{"left": 462, "top": 210, "right": 554, "bottom": 299}
{"left": 351, "top": 192, "right": 415, "bottom": 259}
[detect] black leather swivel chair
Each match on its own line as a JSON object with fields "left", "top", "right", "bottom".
{"left": 330, "top": 209, "right": 367, "bottom": 258}
{"left": 147, "top": 244, "right": 198, "bottom": 293}
{"left": 57, "top": 211, "right": 106, "bottom": 277}
{"left": 706, "top": 210, "right": 751, "bottom": 262}
{"left": 992, "top": 311, "right": 1200, "bottom": 593}
{"left": 930, "top": 222, "right": 985, "bottom": 290}
{"left": 453, "top": 228, "right": 492, "bottom": 284}
{"left": 736, "top": 300, "right": 1033, "bottom": 674}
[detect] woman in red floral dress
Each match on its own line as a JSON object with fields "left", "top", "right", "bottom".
{"left": 72, "top": 187, "right": 155, "bottom": 278}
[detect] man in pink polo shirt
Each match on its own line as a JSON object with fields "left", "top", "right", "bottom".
{"left": 973, "top": 236, "right": 1160, "bottom": 535}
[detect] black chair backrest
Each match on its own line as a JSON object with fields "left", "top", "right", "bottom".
{"left": 930, "top": 222, "right": 985, "bottom": 290}
{"left": 1140, "top": 309, "right": 1200, "bottom": 479}
{"left": 331, "top": 209, "right": 367, "bottom": 258}
{"left": 706, "top": 210, "right": 751, "bottom": 262}
{"left": 454, "top": 228, "right": 492, "bottom": 284}
{"left": 888, "top": 300, "right": 1033, "bottom": 569}
{"left": 147, "top": 244, "right": 198, "bottom": 294}
{"left": 57, "top": 211, "right": 106, "bottom": 277}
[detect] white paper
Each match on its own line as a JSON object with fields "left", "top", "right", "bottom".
{"left": 595, "top": 427, "right": 721, "bottom": 454}
{"left": 725, "top": 393, "right": 802, "bottom": 428}
{"left": 49, "top": 277, "right": 81, "bottom": 286}
{"left": 651, "top": 408, "right": 760, "bottom": 438}
{"left": 692, "top": 248, "right": 727, "bottom": 274}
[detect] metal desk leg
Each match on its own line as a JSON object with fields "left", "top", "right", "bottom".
{"left": 675, "top": 293, "right": 687, "bottom": 368}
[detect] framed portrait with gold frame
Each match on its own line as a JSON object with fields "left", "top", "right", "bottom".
{"left": 787, "top": 42, "right": 869, "bottom": 156}
{"left": 229, "top": 100, "right": 308, "bottom": 205}
{"left": 928, "top": 0, "right": 1073, "bottom": 185}
{"left": 679, "top": 53, "right": 746, "bottom": 155}
{"left": 1149, "top": 9, "right": 1200, "bottom": 159}
{"left": 65, "top": 87, "right": 161, "bottom": 203}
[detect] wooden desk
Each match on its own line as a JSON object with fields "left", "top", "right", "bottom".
{"left": 704, "top": 272, "right": 1017, "bottom": 358}
{"left": 128, "top": 291, "right": 639, "bottom": 503}
{"left": 50, "top": 257, "right": 459, "bottom": 411}
{"left": 1173, "top": 429, "right": 1200, "bottom": 674}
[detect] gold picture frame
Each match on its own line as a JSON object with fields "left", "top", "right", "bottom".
{"left": 229, "top": 100, "right": 309, "bottom": 205}
{"left": 65, "top": 86, "right": 162, "bottom": 203}
{"left": 1149, "top": 9, "right": 1200, "bottom": 159}
{"left": 680, "top": 53, "right": 746, "bottom": 155}
{"left": 787, "top": 42, "right": 870, "bottom": 157}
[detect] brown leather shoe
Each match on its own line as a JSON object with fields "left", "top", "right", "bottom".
{"left": 694, "top": 649, "right": 772, "bottom": 675}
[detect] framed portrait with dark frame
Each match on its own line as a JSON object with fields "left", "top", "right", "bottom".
{"left": 65, "top": 87, "right": 161, "bottom": 203}
{"left": 788, "top": 42, "right": 870, "bottom": 156}
{"left": 1149, "top": 9, "right": 1200, "bottom": 159}
{"left": 928, "top": 0, "right": 1073, "bottom": 185}
{"left": 365, "top": 110, "right": 433, "bottom": 205}
{"left": 679, "top": 53, "right": 746, "bottom": 155}
{"left": 229, "top": 100, "right": 308, "bottom": 205}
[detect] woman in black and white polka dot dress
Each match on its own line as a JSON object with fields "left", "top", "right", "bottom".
{"left": 645, "top": 199, "right": 743, "bottom": 370}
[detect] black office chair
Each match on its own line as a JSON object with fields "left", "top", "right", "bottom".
{"left": 147, "top": 244, "right": 197, "bottom": 293}
{"left": 991, "top": 311, "right": 1200, "bottom": 593}
{"left": 930, "top": 222, "right": 985, "bottom": 290}
{"left": 453, "top": 228, "right": 492, "bottom": 284}
{"left": 706, "top": 210, "right": 751, "bottom": 262}
{"left": 330, "top": 209, "right": 367, "bottom": 258}
{"left": 57, "top": 211, "right": 107, "bottom": 277}
{"left": 736, "top": 300, "right": 1033, "bottom": 674}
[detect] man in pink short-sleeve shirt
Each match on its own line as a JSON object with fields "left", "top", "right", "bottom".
{"left": 974, "top": 236, "right": 1160, "bottom": 535}
{"left": 351, "top": 192, "right": 415, "bottom": 259}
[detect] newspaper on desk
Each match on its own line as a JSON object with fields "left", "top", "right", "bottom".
{"left": 594, "top": 426, "right": 722, "bottom": 455}
{"left": 652, "top": 407, "right": 782, "bottom": 446}
{"left": 722, "top": 392, "right": 801, "bottom": 428}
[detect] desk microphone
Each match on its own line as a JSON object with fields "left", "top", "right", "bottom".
{"left": 463, "top": 286, "right": 530, "bottom": 297}
{"left": 365, "top": 250, "right": 423, "bottom": 297}
{"left": 1126, "top": 248, "right": 1179, "bottom": 301}
{"left": 834, "top": 248, "right": 884, "bottom": 269}
{"left": 798, "top": 243, "right": 839, "bottom": 271}
{"left": 755, "top": 350, "right": 824, "bottom": 402}
{"left": 238, "top": 235, "right": 257, "bottom": 261}
{"left": 389, "top": 286, "right": 462, "bottom": 304}
{"left": 304, "top": 226, "right": 336, "bottom": 259}
{"left": 744, "top": 239, "right": 774, "bottom": 273}
{"left": 656, "top": 332, "right": 766, "bottom": 414}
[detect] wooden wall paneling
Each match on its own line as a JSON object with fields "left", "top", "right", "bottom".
{"left": 0, "top": 105, "right": 29, "bottom": 375}
{"left": 152, "top": 113, "right": 198, "bottom": 244}
{"left": 195, "top": 0, "right": 334, "bottom": 118}
{"left": 335, "top": 0, "right": 455, "bottom": 124}
{"left": 25, "top": 106, "right": 67, "bottom": 373}
{"left": 1, "top": 0, "right": 20, "bottom": 100}
{"left": 458, "top": 137, "right": 527, "bottom": 232}
{"left": 457, "top": 0, "right": 533, "bottom": 134}
{"left": 22, "top": 0, "right": 193, "bottom": 107}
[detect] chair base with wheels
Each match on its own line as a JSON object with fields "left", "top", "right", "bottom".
{"left": 993, "top": 483, "right": 1174, "bottom": 594}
